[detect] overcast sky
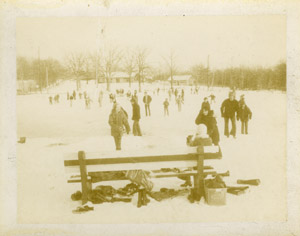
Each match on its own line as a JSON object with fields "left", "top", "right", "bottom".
{"left": 16, "top": 16, "right": 286, "bottom": 70}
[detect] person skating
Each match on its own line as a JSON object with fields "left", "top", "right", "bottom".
{"left": 237, "top": 101, "right": 252, "bottom": 134}
{"left": 49, "top": 96, "right": 53, "bottom": 105}
{"left": 131, "top": 98, "right": 142, "bottom": 136}
{"left": 108, "top": 103, "right": 130, "bottom": 151}
{"left": 143, "top": 92, "right": 152, "bottom": 116}
{"left": 73, "top": 90, "right": 76, "bottom": 100}
{"left": 209, "top": 94, "right": 216, "bottom": 113}
{"left": 98, "top": 90, "right": 103, "bottom": 107}
{"left": 176, "top": 95, "right": 183, "bottom": 112}
{"left": 70, "top": 95, "right": 73, "bottom": 107}
{"left": 195, "top": 107, "right": 220, "bottom": 145}
{"left": 174, "top": 88, "right": 178, "bottom": 98}
{"left": 220, "top": 91, "right": 239, "bottom": 138}
{"left": 163, "top": 98, "right": 169, "bottom": 116}
{"left": 238, "top": 94, "right": 245, "bottom": 108}
{"left": 132, "top": 90, "right": 138, "bottom": 103}
{"left": 201, "top": 97, "right": 210, "bottom": 111}
{"left": 85, "top": 96, "right": 92, "bottom": 109}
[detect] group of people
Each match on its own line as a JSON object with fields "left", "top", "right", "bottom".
{"left": 220, "top": 91, "right": 252, "bottom": 137}
{"left": 48, "top": 94, "right": 60, "bottom": 105}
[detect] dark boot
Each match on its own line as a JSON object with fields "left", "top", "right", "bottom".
{"left": 137, "top": 189, "right": 143, "bottom": 208}
{"left": 142, "top": 189, "right": 150, "bottom": 206}
{"left": 188, "top": 188, "right": 195, "bottom": 203}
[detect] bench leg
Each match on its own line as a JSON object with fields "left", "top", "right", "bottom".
{"left": 194, "top": 152, "right": 204, "bottom": 201}
{"left": 78, "top": 151, "right": 91, "bottom": 205}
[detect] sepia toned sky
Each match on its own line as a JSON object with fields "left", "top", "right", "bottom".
{"left": 16, "top": 16, "right": 286, "bottom": 70}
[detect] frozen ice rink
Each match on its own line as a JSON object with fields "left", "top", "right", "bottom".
{"left": 17, "top": 80, "right": 286, "bottom": 224}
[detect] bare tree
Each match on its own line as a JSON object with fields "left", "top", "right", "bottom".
{"left": 123, "top": 49, "right": 136, "bottom": 88}
{"left": 163, "top": 50, "right": 177, "bottom": 89}
{"left": 135, "top": 48, "right": 149, "bottom": 92}
{"left": 89, "top": 50, "right": 102, "bottom": 87}
{"left": 102, "top": 47, "right": 122, "bottom": 92}
{"left": 65, "top": 52, "right": 86, "bottom": 91}
{"left": 190, "top": 64, "right": 206, "bottom": 86}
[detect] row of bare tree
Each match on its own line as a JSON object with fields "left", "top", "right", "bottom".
{"left": 190, "top": 62, "right": 286, "bottom": 90}
{"left": 17, "top": 48, "right": 286, "bottom": 92}
{"left": 64, "top": 47, "right": 150, "bottom": 92}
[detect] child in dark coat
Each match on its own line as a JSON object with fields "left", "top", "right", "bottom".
{"left": 237, "top": 101, "right": 252, "bottom": 134}
{"left": 182, "top": 124, "right": 213, "bottom": 187}
{"left": 195, "top": 107, "right": 220, "bottom": 145}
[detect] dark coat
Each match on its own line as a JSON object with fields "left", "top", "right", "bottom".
{"left": 132, "top": 103, "right": 141, "bottom": 121}
{"left": 143, "top": 95, "right": 152, "bottom": 104}
{"left": 201, "top": 101, "right": 210, "bottom": 111}
{"left": 187, "top": 136, "right": 213, "bottom": 147}
{"left": 220, "top": 98, "right": 239, "bottom": 118}
{"left": 108, "top": 109, "right": 130, "bottom": 136}
{"left": 163, "top": 100, "right": 169, "bottom": 107}
{"left": 237, "top": 105, "right": 252, "bottom": 121}
{"left": 195, "top": 110, "right": 220, "bottom": 145}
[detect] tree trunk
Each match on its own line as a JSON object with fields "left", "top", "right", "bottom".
{"left": 129, "top": 76, "right": 131, "bottom": 88}
{"left": 138, "top": 73, "right": 141, "bottom": 92}
{"left": 170, "top": 69, "right": 173, "bottom": 89}
{"left": 106, "top": 76, "right": 110, "bottom": 91}
{"left": 76, "top": 77, "right": 80, "bottom": 91}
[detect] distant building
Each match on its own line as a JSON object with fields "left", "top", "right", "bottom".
{"left": 111, "top": 72, "right": 131, "bottom": 83}
{"left": 17, "top": 80, "right": 37, "bottom": 94}
{"left": 167, "top": 75, "right": 193, "bottom": 86}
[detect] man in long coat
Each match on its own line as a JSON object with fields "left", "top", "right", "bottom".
{"left": 143, "top": 92, "right": 152, "bottom": 116}
{"left": 108, "top": 103, "right": 130, "bottom": 150}
{"left": 131, "top": 98, "right": 142, "bottom": 136}
{"left": 220, "top": 91, "right": 239, "bottom": 138}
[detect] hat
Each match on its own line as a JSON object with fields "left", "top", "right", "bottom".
{"left": 196, "top": 124, "right": 208, "bottom": 136}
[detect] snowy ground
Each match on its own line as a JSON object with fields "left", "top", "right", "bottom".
{"left": 17, "top": 80, "right": 286, "bottom": 224}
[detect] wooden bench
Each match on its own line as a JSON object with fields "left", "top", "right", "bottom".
{"left": 64, "top": 145, "right": 222, "bottom": 205}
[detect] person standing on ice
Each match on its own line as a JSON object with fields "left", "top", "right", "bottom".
{"left": 174, "top": 88, "right": 178, "bottom": 98}
{"left": 108, "top": 102, "right": 130, "bottom": 151}
{"left": 220, "top": 91, "right": 239, "bottom": 138}
{"left": 176, "top": 95, "right": 183, "bottom": 112}
{"left": 181, "top": 88, "right": 185, "bottom": 102}
{"left": 163, "top": 98, "right": 169, "bottom": 116}
{"left": 168, "top": 89, "right": 172, "bottom": 101}
{"left": 73, "top": 90, "right": 76, "bottom": 100}
{"left": 49, "top": 96, "right": 53, "bottom": 105}
{"left": 143, "top": 91, "right": 152, "bottom": 116}
{"left": 237, "top": 100, "right": 252, "bottom": 135}
{"left": 201, "top": 97, "right": 211, "bottom": 111}
{"left": 238, "top": 94, "right": 245, "bottom": 108}
{"left": 69, "top": 95, "right": 73, "bottom": 107}
{"left": 98, "top": 90, "right": 103, "bottom": 107}
{"left": 209, "top": 94, "right": 216, "bottom": 113}
{"left": 131, "top": 98, "right": 142, "bottom": 136}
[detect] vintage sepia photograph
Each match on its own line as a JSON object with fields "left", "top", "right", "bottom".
{"left": 14, "top": 15, "right": 288, "bottom": 224}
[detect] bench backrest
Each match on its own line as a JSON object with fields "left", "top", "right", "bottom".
{"left": 64, "top": 145, "right": 221, "bottom": 174}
